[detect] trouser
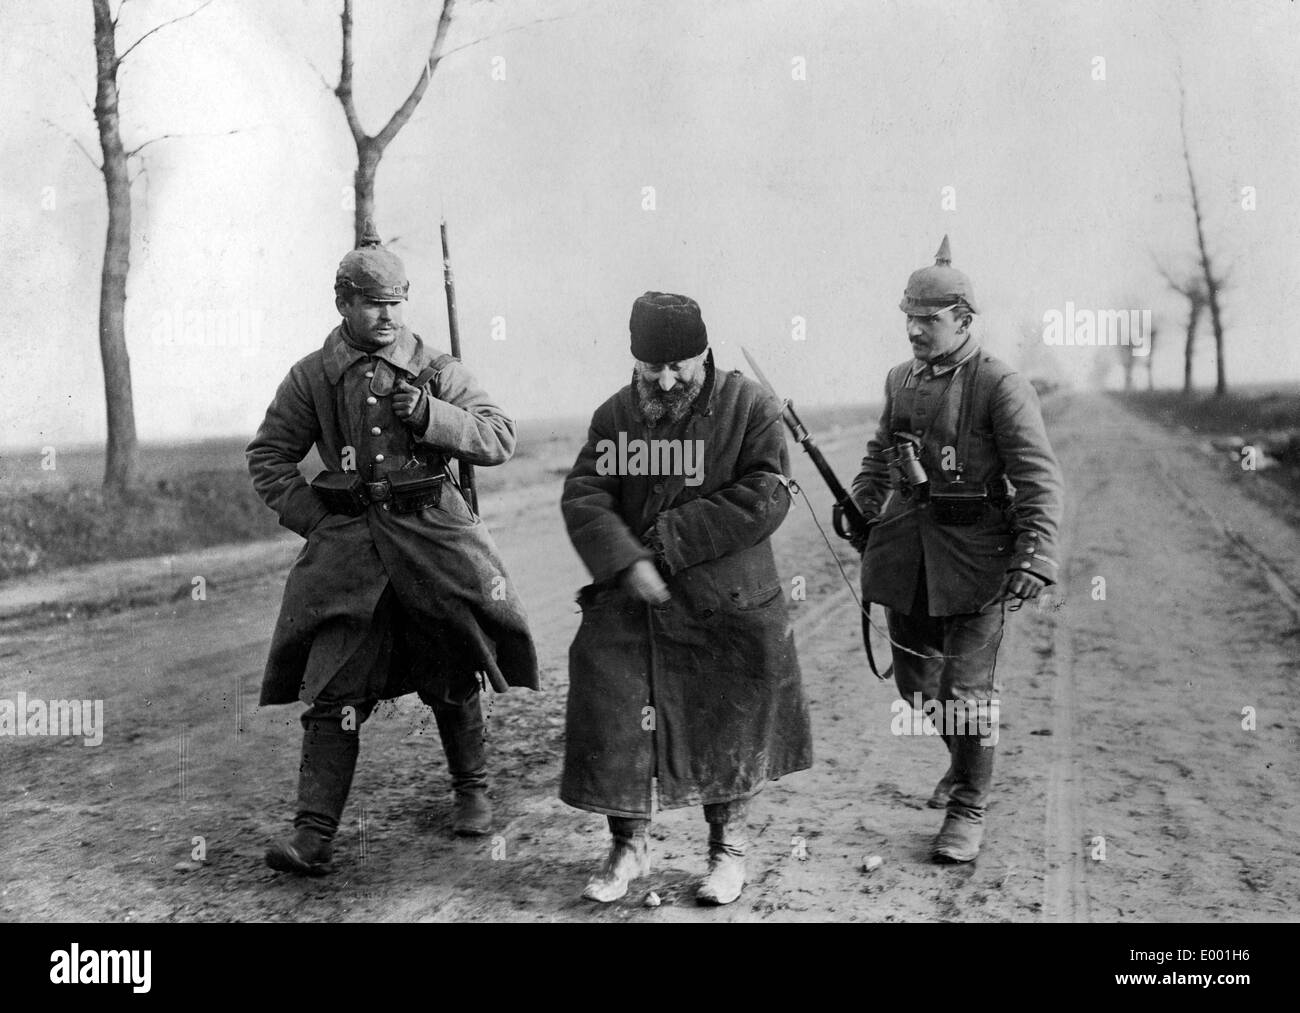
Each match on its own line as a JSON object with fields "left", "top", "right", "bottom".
{"left": 292, "top": 598, "right": 486, "bottom": 838}
{"left": 886, "top": 575, "right": 1003, "bottom": 820}
{"left": 608, "top": 797, "right": 750, "bottom": 857}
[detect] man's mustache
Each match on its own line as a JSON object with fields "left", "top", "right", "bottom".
{"left": 641, "top": 381, "right": 691, "bottom": 400}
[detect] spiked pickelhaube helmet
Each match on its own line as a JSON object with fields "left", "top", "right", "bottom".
{"left": 335, "top": 219, "right": 409, "bottom": 303}
{"left": 899, "top": 235, "right": 978, "bottom": 316}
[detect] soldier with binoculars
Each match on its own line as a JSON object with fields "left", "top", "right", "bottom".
{"left": 851, "top": 237, "right": 1064, "bottom": 863}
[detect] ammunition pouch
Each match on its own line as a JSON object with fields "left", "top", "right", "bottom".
{"left": 929, "top": 492, "right": 991, "bottom": 527}
{"left": 387, "top": 471, "right": 444, "bottom": 513}
{"left": 311, "top": 468, "right": 445, "bottom": 516}
{"left": 311, "top": 471, "right": 369, "bottom": 516}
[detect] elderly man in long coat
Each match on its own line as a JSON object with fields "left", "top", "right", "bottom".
{"left": 247, "top": 225, "right": 538, "bottom": 876}
{"left": 560, "top": 292, "right": 813, "bottom": 906}
{"left": 852, "top": 237, "right": 1063, "bottom": 864}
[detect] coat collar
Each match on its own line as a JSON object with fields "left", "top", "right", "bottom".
{"left": 323, "top": 324, "right": 421, "bottom": 384}
{"left": 697, "top": 350, "right": 718, "bottom": 416}
{"left": 909, "top": 335, "right": 978, "bottom": 380}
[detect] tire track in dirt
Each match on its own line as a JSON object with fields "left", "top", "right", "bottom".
{"left": 1034, "top": 393, "right": 1300, "bottom": 923}
{"left": 1041, "top": 468, "right": 1087, "bottom": 923}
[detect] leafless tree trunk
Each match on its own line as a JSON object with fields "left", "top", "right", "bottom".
{"left": 1146, "top": 324, "right": 1158, "bottom": 390}
{"left": 1120, "top": 349, "right": 1136, "bottom": 392}
{"left": 1181, "top": 286, "right": 1205, "bottom": 394}
{"left": 91, "top": 0, "right": 137, "bottom": 493}
{"left": 1177, "top": 80, "right": 1229, "bottom": 397}
{"left": 336, "top": 0, "right": 455, "bottom": 245}
{"left": 1155, "top": 261, "right": 1208, "bottom": 395}
{"left": 87, "top": 0, "right": 215, "bottom": 493}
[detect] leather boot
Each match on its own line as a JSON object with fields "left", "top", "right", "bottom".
{"left": 928, "top": 736, "right": 956, "bottom": 809}
{"left": 697, "top": 801, "right": 747, "bottom": 905}
{"left": 582, "top": 817, "right": 651, "bottom": 903}
{"left": 433, "top": 694, "right": 492, "bottom": 836}
{"left": 266, "top": 715, "right": 360, "bottom": 876}
{"left": 932, "top": 733, "right": 995, "bottom": 863}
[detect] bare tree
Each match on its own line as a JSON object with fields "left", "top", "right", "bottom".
{"left": 1146, "top": 321, "right": 1158, "bottom": 390}
{"left": 84, "top": 0, "right": 215, "bottom": 492}
{"left": 1119, "top": 343, "right": 1137, "bottom": 393}
{"left": 326, "top": 0, "right": 575, "bottom": 244}
{"left": 1104, "top": 292, "right": 1151, "bottom": 394}
{"left": 1015, "top": 317, "right": 1070, "bottom": 392}
{"left": 1156, "top": 261, "right": 1208, "bottom": 394}
{"left": 334, "top": 0, "right": 455, "bottom": 245}
{"left": 1114, "top": 330, "right": 1148, "bottom": 394}
{"left": 1176, "top": 77, "right": 1230, "bottom": 397}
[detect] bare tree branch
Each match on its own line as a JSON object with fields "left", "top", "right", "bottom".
{"left": 335, "top": 1, "right": 576, "bottom": 150}
{"left": 125, "top": 127, "right": 241, "bottom": 159}
{"left": 1152, "top": 255, "right": 1190, "bottom": 297}
{"left": 372, "top": 0, "right": 455, "bottom": 150}
{"left": 305, "top": 52, "right": 334, "bottom": 92}
{"left": 41, "top": 116, "right": 101, "bottom": 170}
{"left": 333, "top": 0, "right": 585, "bottom": 244}
{"left": 117, "top": 0, "right": 216, "bottom": 65}
{"left": 249, "top": 5, "right": 334, "bottom": 93}
{"left": 435, "top": 10, "right": 580, "bottom": 64}
{"left": 334, "top": 0, "right": 367, "bottom": 144}
{"left": 30, "top": 45, "right": 96, "bottom": 112}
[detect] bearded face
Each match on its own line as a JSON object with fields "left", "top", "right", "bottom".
{"left": 634, "top": 352, "right": 708, "bottom": 425}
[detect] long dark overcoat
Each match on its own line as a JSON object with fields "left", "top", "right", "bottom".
{"left": 560, "top": 357, "right": 813, "bottom": 818}
{"left": 247, "top": 325, "right": 539, "bottom": 705}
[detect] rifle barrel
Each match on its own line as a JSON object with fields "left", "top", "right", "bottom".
{"left": 440, "top": 219, "right": 478, "bottom": 514}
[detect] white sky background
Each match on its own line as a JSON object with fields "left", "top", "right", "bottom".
{"left": 2, "top": 0, "right": 1298, "bottom": 449}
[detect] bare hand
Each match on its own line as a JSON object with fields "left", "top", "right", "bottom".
{"left": 621, "top": 559, "right": 670, "bottom": 605}
{"left": 998, "top": 570, "right": 1046, "bottom": 612}
{"left": 392, "top": 379, "right": 427, "bottom": 426}
{"left": 850, "top": 519, "right": 876, "bottom": 555}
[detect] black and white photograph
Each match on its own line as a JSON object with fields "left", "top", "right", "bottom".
{"left": 1, "top": 0, "right": 1295, "bottom": 966}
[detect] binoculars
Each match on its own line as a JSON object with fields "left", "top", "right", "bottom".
{"left": 883, "top": 433, "right": 929, "bottom": 489}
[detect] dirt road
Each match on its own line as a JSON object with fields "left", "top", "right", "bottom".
{"left": 2, "top": 392, "right": 1297, "bottom": 922}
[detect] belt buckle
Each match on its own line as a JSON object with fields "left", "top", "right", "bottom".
{"left": 367, "top": 480, "right": 390, "bottom": 502}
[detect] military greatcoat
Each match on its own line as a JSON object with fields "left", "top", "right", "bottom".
{"left": 852, "top": 338, "right": 1064, "bottom": 616}
{"left": 247, "top": 324, "right": 539, "bottom": 706}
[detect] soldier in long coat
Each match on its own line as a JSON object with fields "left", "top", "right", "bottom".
{"left": 851, "top": 237, "right": 1063, "bottom": 863}
{"left": 247, "top": 225, "right": 538, "bottom": 875}
{"left": 561, "top": 292, "right": 813, "bottom": 905}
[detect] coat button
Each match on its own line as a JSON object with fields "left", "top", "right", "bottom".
{"left": 365, "top": 371, "right": 374, "bottom": 379}
{"left": 1019, "top": 561, "right": 1030, "bottom": 569}
{"left": 366, "top": 396, "right": 377, "bottom": 405}
{"left": 381, "top": 502, "right": 390, "bottom": 511}
{"left": 375, "top": 454, "right": 385, "bottom": 462}
{"left": 371, "top": 427, "right": 382, "bottom": 435}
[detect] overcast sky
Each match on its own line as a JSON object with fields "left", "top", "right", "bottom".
{"left": 3, "top": 0, "right": 1298, "bottom": 449}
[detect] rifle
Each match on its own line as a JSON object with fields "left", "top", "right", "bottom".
{"left": 740, "top": 347, "right": 870, "bottom": 542}
{"left": 440, "top": 218, "right": 478, "bottom": 514}
{"left": 741, "top": 347, "right": 891, "bottom": 681}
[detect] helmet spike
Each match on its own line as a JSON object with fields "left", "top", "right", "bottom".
{"left": 934, "top": 235, "right": 951, "bottom": 266}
